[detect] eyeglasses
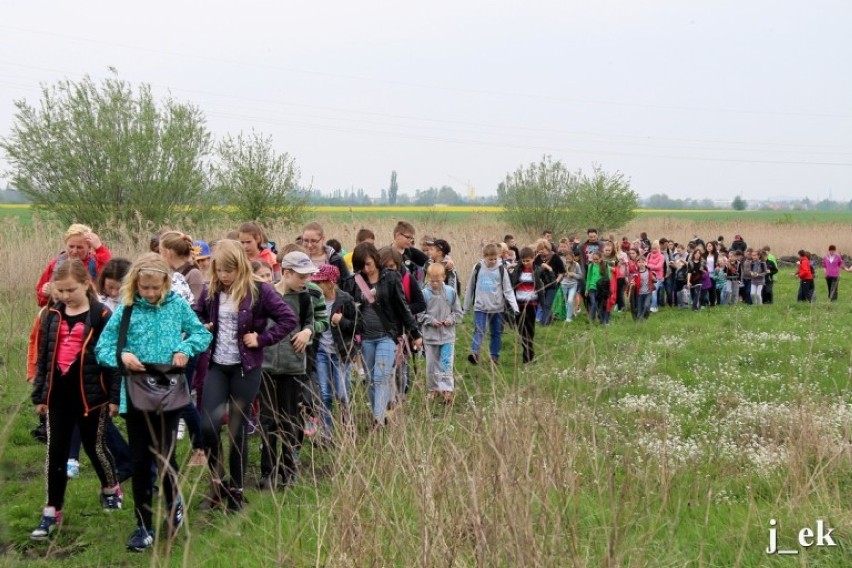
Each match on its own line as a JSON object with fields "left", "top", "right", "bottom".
{"left": 302, "top": 238, "right": 321, "bottom": 244}
{"left": 401, "top": 234, "right": 414, "bottom": 242}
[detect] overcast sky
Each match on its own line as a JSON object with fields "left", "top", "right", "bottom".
{"left": 1, "top": 1, "right": 850, "bottom": 200}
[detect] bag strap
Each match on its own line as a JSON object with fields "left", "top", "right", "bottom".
{"left": 354, "top": 273, "right": 397, "bottom": 338}
{"left": 116, "top": 305, "right": 134, "bottom": 371}
{"left": 354, "top": 274, "right": 375, "bottom": 304}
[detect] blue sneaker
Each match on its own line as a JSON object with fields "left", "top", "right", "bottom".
{"left": 30, "top": 509, "right": 62, "bottom": 540}
{"left": 100, "top": 486, "right": 123, "bottom": 511}
{"left": 66, "top": 459, "right": 80, "bottom": 479}
{"left": 126, "top": 526, "right": 155, "bottom": 552}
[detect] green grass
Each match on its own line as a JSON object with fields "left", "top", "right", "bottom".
{"left": 2, "top": 277, "right": 852, "bottom": 566}
{"left": 5, "top": 204, "right": 852, "bottom": 227}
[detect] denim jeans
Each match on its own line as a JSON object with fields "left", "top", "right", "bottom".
{"left": 361, "top": 337, "right": 396, "bottom": 422}
{"left": 690, "top": 286, "right": 702, "bottom": 310}
{"left": 315, "top": 348, "right": 350, "bottom": 432}
{"left": 539, "top": 287, "right": 558, "bottom": 326}
{"left": 651, "top": 279, "right": 663, "bottom": 310}
{"left": 635, "top": 293, "right": 652, "bottom": 320}
{"left": 471, "top": 311, "right": 504, "bottom": 361}
{"left": 588, "top": 290, "right": 600, "bottom": 323}
{"left": 561, "top": 281, "right": 578, "bottom": 321}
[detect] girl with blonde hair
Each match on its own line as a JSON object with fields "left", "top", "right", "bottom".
{"left": 95, "top": 253, "right": 212, "bottom": 551}
{"left": 194, "top": 240, "right": 297, "bottom": 511}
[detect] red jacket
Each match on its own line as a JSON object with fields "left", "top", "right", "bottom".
{"left": 36, "top": 246, "right": 112, "bottom": 306}
{"left": 630, "top": 269, "right": 657, "bottom": 293}
{"left": 797, "top": 256, "right": 813, "bottom": 280}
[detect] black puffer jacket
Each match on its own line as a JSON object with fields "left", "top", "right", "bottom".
{"left": 31, "top": 301, "right": 121, "bottom": 413}
{"left": 341, "top": 269, "right": 421, "bottom": 341}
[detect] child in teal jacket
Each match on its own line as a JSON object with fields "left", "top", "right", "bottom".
{"left": 95, "top": 253, "right": 211, "bottom": 552}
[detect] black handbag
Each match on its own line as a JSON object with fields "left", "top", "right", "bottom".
{"left": 117, "top": 306, "right": 189, "bottom": 413}
{"left": 126, "top": 364, "right": 190, "bottom": 413}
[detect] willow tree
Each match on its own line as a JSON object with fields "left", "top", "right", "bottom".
{"left": 498, "top": 156, "right": 637, "bottom": 236}
{"left": 0, "top": 72, "right": 211, "bottom": 228}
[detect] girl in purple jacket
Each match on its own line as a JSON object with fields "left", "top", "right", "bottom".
{"left": 194, "top": 240, "right": 297, "bottom": 511}
{"left": 822, "top": 245, "right": 844, "bottom": 302}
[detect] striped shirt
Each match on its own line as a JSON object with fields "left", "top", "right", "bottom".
{"left": 515, "top": 268, "right": 537, "bottom": 305}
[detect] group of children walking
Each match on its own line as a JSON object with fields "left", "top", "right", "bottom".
{"left": 25, "top": 220, "right": 848, "bottom": 553}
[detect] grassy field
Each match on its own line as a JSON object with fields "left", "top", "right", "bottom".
{"left": 5, "top": 203, "right": 852, "bottom": 226}
{"left": 1, "top": 216, "right": 852, "bottom": 566}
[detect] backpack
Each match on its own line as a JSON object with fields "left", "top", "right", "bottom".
{"left": 596, "top": 264, "right": 610, "bottom": 291}
{"left": 401, "top": 271, "right": 412, "bottom": 303}
{"left": 470, "top": 262, "right": 507, "bottom": 307}
{"left": 423, "top": 284, "right": 456, "bottom": 306}
{"left": 55, "top": 251, "right": 98, "bottom": 280}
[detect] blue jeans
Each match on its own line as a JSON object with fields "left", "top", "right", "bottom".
{"left": 651, "top": 279, "right": 664, "bottom": 310}
{"left": 539, "top": 288, "right": 558, "bottom": 326}
{"left": 471, "top": 311, "right": 504, "bottom": 361}
{"left": 361, "top": 337, "right": 396, "bottom": 422}
{"left": 562, "top": 281, "right": 578, "bottom": 321}
{"left": 315, "top": 349, "right": 350, "bottom": 431}
{"left": 635, "top": 293, "right": 652, "bottom": 320}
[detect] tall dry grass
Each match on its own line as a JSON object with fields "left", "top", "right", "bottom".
{"left": 3, "top": 213, "right": 852, "bottom": 565}
{"left": 619, "top": 218, "right": 852, "bottom": 258}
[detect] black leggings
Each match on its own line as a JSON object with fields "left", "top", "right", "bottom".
{"left": 46, "top": 377, "right": 117, "bottom": 510}
{"left": 201, "top": 363, "right": 262, "bottom": 489}
{"left": 126, "top": 405, "right": 180, "bottom": 530}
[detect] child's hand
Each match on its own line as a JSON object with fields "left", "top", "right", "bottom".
{"left": 243, "top": 332, "right": 259, "bottom": 348}
{"left": 109, "top": 403, "right": 119, "bottom": 417}
{"left": 433, "top": 321, "right": 443, "bottom": 327}
{"left": 331, "top": 313, "right": 343, "bottom": 326}
{"left": 172, "top": 352, "right": 188, "bottom": 367}
{"left": 121, "top": 352, "right": 145, "bottom": 372}
{"left": 41, "top": 282, "right": 53, "bottom": 298}
{"left": 443, "top": 319, "right": 453, "bottom": 326}
{"left": 35, "top": 404, "right": 48, "bottom": 416}
{"left": 291, "top": 329, "right": 312, "bottom": 352}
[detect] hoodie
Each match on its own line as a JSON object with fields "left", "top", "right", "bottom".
{"left": 463, "top": 261, "right": 519, "bottom": 314}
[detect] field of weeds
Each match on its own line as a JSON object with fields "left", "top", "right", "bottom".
{"left": 1, "top": 219, "right": 852, "bottom": 566}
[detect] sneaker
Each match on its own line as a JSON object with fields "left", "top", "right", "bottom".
{"left": 225, "top": 487, "right": 244, "bottom": 512}
{"left": 650, "top": 307, "right": 659, "bottom": 313}
{"left": 467, "top": 353, "right": 479, "bottom": 365}
{"left": 126, "top": 526, "right": 155, "bottom": 552}
{"left": 66, "top": 459, "right": 80, "bottom": 479}
{"left": 100, "top": 485, "right": 123, "bottom": 511}
{"left": 166, "top": 498, "right": 183, "bottom": 537}
{"left": 30, "top": 509, "right": 62, "bottom": 540}
{"left": 187, "top": 449, "right": 207, "bottom": 467}
{"left": 31, "top": 423, "right": 47, "bottom": 443}
{"left": 304, "top": 416, "right": 318, "bottom": 438}
{"left": 176, "top": 419, "right": 186, "bottom": 441}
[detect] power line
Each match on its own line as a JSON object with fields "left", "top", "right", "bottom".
{"left": 2, "top": 24, "right": 851, "bottom": 120}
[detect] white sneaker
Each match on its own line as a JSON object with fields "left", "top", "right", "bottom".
{"left": 177, "top": 419, "right": 186, "bottom": 441}
{"left": 650, "top": 307, "right": 659, "bottom": 313}
{"left": 66, "top": 459, "right": 80, "bottom": 479}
